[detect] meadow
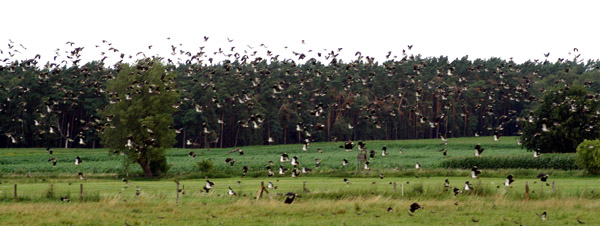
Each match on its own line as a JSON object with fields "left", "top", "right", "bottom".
{"left": 0, "top": 136, "right": 598, "bottom": 225}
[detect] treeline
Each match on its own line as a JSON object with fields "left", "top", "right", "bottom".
{"left": 1, "top": 55, "right": 599, "bottom": 148}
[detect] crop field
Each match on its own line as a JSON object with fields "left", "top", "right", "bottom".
{"left": 0, "top": 136, "right": 544, "bottom": 177}
{"left": 0, "top": 136, "right": 598, "bottom": 225}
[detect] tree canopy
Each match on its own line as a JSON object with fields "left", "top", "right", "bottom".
{"left": 100, "top": 58, "right": 179, "bottom": 177}
{"left": 520, "top": 86, "right": 600, "bottom": 153}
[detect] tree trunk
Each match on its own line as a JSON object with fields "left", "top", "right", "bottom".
{"left": 138, "top": 160, "right": 153, "bottom": 178}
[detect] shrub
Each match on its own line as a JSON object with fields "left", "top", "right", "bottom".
{"left": 575, "top": 139, "right": 600, "bottom": 174}
{"left": 439, "top": 154, "right": 578, "bottom": 170}
{"left": 196, "top": 159, "right": 215, "bottom": 172}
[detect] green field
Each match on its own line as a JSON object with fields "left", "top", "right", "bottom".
{"left": 0, "top": 136, "right": 598, "bottom": 225}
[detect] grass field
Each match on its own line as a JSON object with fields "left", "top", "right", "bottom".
{"left": 0, "top": 136, "right": 598, "bottom": 225}
{"left": 0, "top": 136, "right": 545, "bottom": 178}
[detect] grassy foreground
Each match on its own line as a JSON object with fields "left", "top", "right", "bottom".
{"left": 0, "top": 177, "right": 599, "bottom": 225}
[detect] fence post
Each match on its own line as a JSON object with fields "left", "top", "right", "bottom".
{"left": 552, "top": 181, "right": 556, "bottom": 194}
{"left": 14, "top": 184, "right": 17, "bottom": 201}
{"left": 525, "top": 181, "right": 529, "bottom": 201}
{"left": 401, "top": 183, "right": 404, "bottom": 197}
{"left": 393, "top": 182, "right": 397, "bottom": 193}
{"left": 80, "top": 184, "right": 84, "bottom": 202}
{"left": 175, "top": 181, "right": 180, "bottom": 205}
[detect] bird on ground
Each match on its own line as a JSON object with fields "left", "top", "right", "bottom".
{"left": 291, "top": 156, "right": 299, "bottom": 166}
{"left": 364, "top": 161, "right": 371, "bottom": 171}
{"left": 474, "top": 144, "right": 485, "bottom": 157}
{"left": 315, "top": 158, "right": 321, "bottom": 168}
{"left": 380, "top": 174, "right": 384, "bottom": 179}
{"left": 493, "top": 131, "right": 501, "bottom": 141}
{"left": 387, "top": 207, "right": 393, "bottom": 212}
{"left": 471, "top": 166, "right": 481, "bottom": 178}
{"left": 280, "top": 153, "right": 289, "bottom": 162}
{"left": 75, "top": 156, "right": 82, "bottom": 165}
{"left": 343, "top": 178, "right": 350, "bottom": 184}
{"left": 266, "top": 166, "right": 274, "bottom": 177}
{"left": 242, "top": 166, "right": 248, "bottom": 176}
{"left": 136, "top": 186, "right": 141, "bottom": 196}
{"left": 538, "top": 211, "right": 547, "bottom": 221}
{"left": 409, "top": 202, "right": 421, "bottom": 213}
{"left": 398, "top": 149, "right": 404, "bottom": 154}
{"left": 78, "top": 172, "right": 85, "bottom": 180}
{"left": 381, "top": 146, "right": 388, "bottom": 157}
{"left": 444, "top": 179, "right": 450, "bottom": 189}
{"left": 188, "top": 151, "right": 197, "bottom": 158}
{"left": 439, "top": 148, "right": 447, "bottom": 156}
{"left": 415, "top": 162, "right": 421, "bottom": 169}
{"left": 284, "top": 192, "right": 297, "bottom": 204}
{"left": 268, "top": 182, "right": 275, "bottom": 189}
{"left": 339, "top": 141, "right": 355, "bottom": 152}
{"left": 533, "top": 150, "right": 540, "bottom": 158}
{"left": 60, "top": 197, "right": 71, "bottom": 202}
{"left": 203, "top": 180, "right": 214, "bottom": 193}
{"left": 225, "top": 158, "right": 235, "bottom": 166}
{"left": 342, "top": 159, "right": 349, "bottom": 166}
{"left": 291, "top": 167, "right": 300, "bottom": 177}
{"left": 279, "top": 165, "right": 288, "bottom": 175}
{"left": 357, "top": 141, "right": 366, "bottom": 151}
{"left": 228, "top": 187, "right": 236, "bottom": 196}
{"left": 301, "top": 167, "right": 311, "bottom": 173}
{"left": 46, "top": 147, "right": 54, "bottom": 155}
{"left": 577, "top": 218, "right": 585, "bottom": 224}
{"left": 505, "top": 174, "right": 515, "bottom": 186}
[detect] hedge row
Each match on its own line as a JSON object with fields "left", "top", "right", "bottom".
{"left": 439, "top": 154, "right": 579, "bottom": 170}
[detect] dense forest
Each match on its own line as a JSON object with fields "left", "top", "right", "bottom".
{"left": 1, "top": 45, "right": 599, "bottom": 149}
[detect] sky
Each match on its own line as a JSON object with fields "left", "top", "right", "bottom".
{"left": 1, "top": 0, "right": 599, "bottom": 65}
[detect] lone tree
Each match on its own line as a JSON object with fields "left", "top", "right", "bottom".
{"left": 101, "top": 58, "right": 179, "bottom": 177}
{"left": 520, "top": 85, "right": 600, "bottom": 153}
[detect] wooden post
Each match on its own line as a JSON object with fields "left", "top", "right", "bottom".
{"left": 393, "top": 182, "right": 397, "bottom": 193}
{"left": 303, "top": 181, "right": 308, "bottom": 193}
{"left": 257, "top": 181, "right": 266, "bottom": 200}
{"left": 525, "top": 181, "right": 529, "bottom": 201}
{"left": 175, "top": 181, "right": 180, "bottom": 205}
{"left": 552, "top": 181, "right": 556, "bottom": 194}
{"left": 80, "top": 184, "right": 84, "bottom": 202}
{"left": 401, "top": 183, "right": 404, "bottom": 196}
{"left": 14, "top": 184, "right": 17, "bottom": 201}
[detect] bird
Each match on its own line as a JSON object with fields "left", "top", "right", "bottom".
{"left": 46, "top": 147, "right": 54, "bottom": 155}
{"left": 409, "top": 202, "right": 421, "bottom": 213}
{"left": 225, "top": 158, "right": 235, "bottom": 166}
{"left": 228, "top": 187, "right": 236, "bottom": 196}
{"left": 136, "top": 186, "right": 141, "bottom": 196}
{"left": 279, "top": 165, "right": 288, "bottom": 175}
{"left": 284, "top": 192, "right": 296, "bottom": 204}
{"left": 444, "top": 179, "right": 450, "bottom": 188}
{"left": 474, "top": 144, "right": 485, "bottom": 157}
{"left": 315, "top": 158, "right": 321, "bottom": 168}
{"left": 369, "top": 150, "right": 376, "bottom": 159}
{"left": 380, "top": 174, "right": 384, "bottom": 179}
{"left": 242, "top": 166, "right": 248, "bottom": 176}
{"left": 364, "top": 161, "right": 371, "bottom": 171}
{"left": 188, "top": 151, "right": 197, "bottom": 158}
{"left": 343, "top": 178, "right": 350, "bottom": 184}
{"left": 533, "top": 150, "right": 540, "bottom": 158}
{"left": 415, "top": 162, "right": 421, "bottom": 169}
{"left": 577, "top": 218, "right": 585, "bottom": 224}
{"left": 539, "top": 211, "right": 547, "bottom": 221}
{"left": 381, "top": 145, "right": 388, "bottom": 157}
{"left": 339, "top": 141, "right": 355, "bottom": 152}
{"left": 48, "top": 157, "right": 58, "bottom": 167}
{"left": 78, "top": 172, "right": 85, "bottom": 180}
{"left": 504, "top": 174, "right": 515, "bottom": 186}
{"left": 291, "top": 156, "right": 299, "bottom": 166}
{"left": 268, "top": 182, "right": 275, "bottom": 189}
{"left": 75, "top": 156, "right": 82, "bottom": 165}
{"left": 60, "top": 196, "right": 71, "bottom": 202}
{"left": 464, "top": 181, "right": 473, "bottom": 190}
{"left": 387, "top": 207, "right": 393, "bottom": 212}
{"left": 439, "top": 148, "right": 447, "bottom": 156}
{"left": 203, "top": 180, "right": 214, "bottom": 193}
{"left": 471, "top": 166, "right": 481, "bottom": 178}
{"left": 537, "top": 173, "right": 549, "bottom": 182}
{"left": 453, "top": 187, "right": 462, "bottom": 196}
{"left": 280, "top": 153, "right": 289, "bottom": 162}
{"left": 342, "top": 159, "right": 349, "bottom": 166}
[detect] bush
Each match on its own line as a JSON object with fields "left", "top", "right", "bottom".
{"left": 575, "top": 139, "right": 600, "bottom": 174}
{"left": 196, "top": 159, "right": 215, "bottom": 172}
{"left": 439, "top": 154, "right": 579, "bottom": 170}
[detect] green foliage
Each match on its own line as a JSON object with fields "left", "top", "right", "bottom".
{"left": 100, "top": 59, "right": 179, "bottom": 177}
{"left": 439, "top": 154, "right": 578, "bottom": 170}
{"left": 576, "top": 139, "right": 600, "bottom": 174}
{"left": 520, "top": 86, "right": 600, "bottom": 153}
{"left": 195, "top": 159, "right": 214, "bottom": 172}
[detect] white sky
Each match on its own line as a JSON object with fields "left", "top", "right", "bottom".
{"left": 1, "top": 0, "right": 599, "bottom": 65}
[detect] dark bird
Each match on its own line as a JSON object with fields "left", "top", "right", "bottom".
{"left": 504, "top": 174, "right": 515, "bottom": 186}
{"left": 46, "top": 147, "right": 54, "bottom": 155}
{"left": 339, "top": 141, "right": 355, "bottom": 152}
{"left": 453, "top": 187, "right": 462, "bottom": 196}
{"left": 539, "top": 211, "right": 547, "bottom": 221}
{"left": 78, "top": 172, "right": 85, "bottom": 180}
{"left": 415, "top": 162, "right": 421, "bottom": 169}
{"left": 48, "top": 157, "right": 58, "bottom": 167}
{"left": 284, "top": 192, "right": 296, "bottom": 204}
{"left": 444, "top": 179, "right": 450, "bottom": 188}
{"left": 464, "top": 181, "right": 473, "bottom": 190}
{"left": 439, "top": 148, "right": 447, "bottom": 156}
{"left": 188, "top": 151, "right": 197, "bottom": 158}
{"left": 409, "top": 202, "right": 421, "bottom": 213}
{"left": 225, "top": 158, "right": 235, "bottom": 166}
{"left": 342, "top": 159, "right": 349, "bottom": 166}
{"left": 280, "top": 153, "right": 289, "bottom": 162}
{"left": 380, "top": 174, "right": 384, "bottom": 180}
{"left": 577, "top": 218, "right": 585, "bottom": 224}
{"left": 537, "top": 173, "right": 549, "bottom": 182}
{"left": 343, "top": 178, "right": 350, "bottom": 184}
{"left": 60, "top": 196, "right": 71, "bottom": 202}
{"left": 387, "top": 207, "right": 393, "bottom": 212}
{"left": 471, "top": 166, "right": 481, "bottom": 178}
{"left": 228, "top": 187, "right": 236, "bottom": 196}
{"left": 369, "top": 150, "right": 376, "bottom": 159}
